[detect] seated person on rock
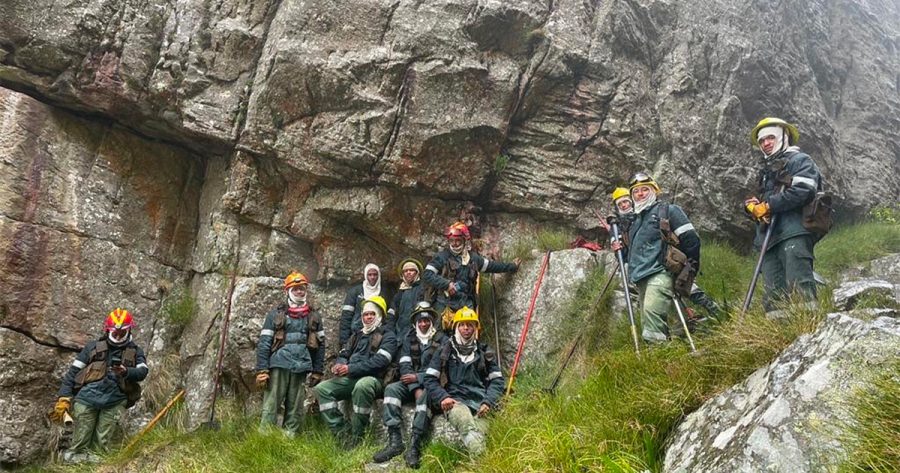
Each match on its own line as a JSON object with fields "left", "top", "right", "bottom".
{"left": 387, "top": 258, "right": 427, "bottom": 338}
{"left": 50, "top": 309, "right": 149, "bottom": 464}
{"left": 315, "top": 296, "right": 397, "bottom": 449}
{"left": 423, "top": 307, "right": 504, "bottom": 456}
{"left": 339, "top": 263, "right": 388, "bottom": 347}
{"left": 423, "top": 222, "right": 519, "bottom": 331}
{"left": 373, "top": 301, "right": 448, "bottom": 468}
{"left": 254, "top": 271, "right": 325, "bottom": 436}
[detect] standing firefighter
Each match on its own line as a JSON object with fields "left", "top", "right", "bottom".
{"left": 606, "top": 187, "right": 720, "bottom": 320}
{"left": 50, "top": 309, "right": 148, "bottom": 463}
{"left": 388, "top": 258, "right": 426, "bottom": 338}
{"left": 373, "top": 301, "right": 447, "bottom": 468}
{"left": 316, "top": 296, "right": 397, "bottom": 449}
{"left": 423, "top": 307, "right": 503, "bottom": 456}
{"left": 745, "top": 118, "right": 823, "bottom": 313}
{"left": 611, "top": 173, "right": 702, "bottom": 342}
{"left": 255, "top": 272, "right": 325, "bottom": 436}
{"left": 423, "top": 222, "right": 519, "bottom": 331}
{"left": 339, "top": 264, "right": 388, "bottom": 347}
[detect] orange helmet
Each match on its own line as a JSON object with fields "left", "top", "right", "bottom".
{"left": 104, "top": 308, "right": 135, "bottom": 331}
{"left": 444, "top": 222, "right": 471, "bottom": 240}
{"left": 283, "top": 271, "right": 309, "bottom": 290}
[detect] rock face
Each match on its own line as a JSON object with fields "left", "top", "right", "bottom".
{"left": 663, "top": 312, "right": 900, "bottom": 472}
{"left": 1, "top": 0, "right": 900, "bottom": 466}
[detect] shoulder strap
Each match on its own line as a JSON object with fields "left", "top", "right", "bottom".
{"left": 439, "top": 342, "right": 452, "bottom": 387}
{"left": 123, "top": 346, "right": 137, "bottom": 366}
{"left": 93, "top": 340, "right": 108, "bottom": 359}
{"left": 657, "top": 202, "right": 680, "bottom": 246}
{"left": 273, "top": 309, "right": 286, "bottom": 330}
{"left": 369, "top": 331, "right": 383, "bottom": 353}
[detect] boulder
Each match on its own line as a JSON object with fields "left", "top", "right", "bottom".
{"left": 663, "top": 313, "right": 900, "bottom": 472}
{"left": 832, "top": 278, "right": 896, "bottom": 311}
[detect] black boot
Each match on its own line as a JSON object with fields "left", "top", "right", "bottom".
{"left": 689, "top": 290, "right": 721, "bottom": 320}
{"left": 404, "top": 433, "right": 423, "bottom": 469}
{"left": 373, "top": 426, "right": 404, "bottom": 463}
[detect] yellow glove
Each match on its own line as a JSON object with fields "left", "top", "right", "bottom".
{"left": 49, "top": 397, "right": 71, "bottom": 423}
{"left": 256, "top": 371, "right": 269, "bottom": 390}
{"left": 745, "top": 201, "right": 771, "bottom": 221}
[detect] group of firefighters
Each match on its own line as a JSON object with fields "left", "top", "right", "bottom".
{"left": 49, "top": 117, "right": 825, "bottom": 466}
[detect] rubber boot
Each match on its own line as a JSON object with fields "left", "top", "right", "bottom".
{"left": 372, "top": 426, "right": 404, "bottom": 462}
{"left": 404, "top": 433, "right": 423, "bottom": 469}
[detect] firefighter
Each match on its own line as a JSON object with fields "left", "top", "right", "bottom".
{"left": 255, "top": 271, "right": 325, "bottom": 436}
{"left": 51, "top": 309, "right": 148, "bottom": 463}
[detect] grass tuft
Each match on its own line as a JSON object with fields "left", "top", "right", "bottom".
{"left": 813, "top": 222, "right": 900, "bottom": 280}
{"left": 837, "top": 360, "right": 900, "bottom": 473}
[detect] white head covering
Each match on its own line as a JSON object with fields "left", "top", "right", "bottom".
{"left": 633, "top": 188, "right": 658, "bottom": 214}
{"left": 361, "top": 301, "right": 383, "bottom": 334}
{"left": 362, "top": 263, "right": 381, "bottom": 299}
{"left": 287, "top": 289, "right": 307, "bottom": 307}
{"left": 399, "top": 261, "right": 420, "bottom": 290}
{"left": 452, "top": 324, "right": 478, "bottom": 364}
{"left": 757, "top": 125, "right": 786, "bottom": 157}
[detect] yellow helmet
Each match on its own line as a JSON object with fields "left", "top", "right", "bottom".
{"left": 451, "top": 306, "right": 480, "bottom": 330}
{"left": 363, "top": 296, "right": 388, "bottom": 316}
{"left": 628, "top": 172, "right": 661, "bottom": 193}
{"left": 611, "top": 187, "right": 630, "bottom": 202}
{"left": 750, "top": 117, "right": 799, "bottom": 148}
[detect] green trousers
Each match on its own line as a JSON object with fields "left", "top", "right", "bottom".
{"left": 260, "top": 368, "right": 308, "bottom": 434}
{"left": 446, "top": 404, "right": 487, "bottom": 455}
{"left": 69, "top": 400, "right": 126, "bottom": 454}
{"left": 314, "top": 376, "right": 383, "bottom": 437}
{"left": 636, "top": 271, "right": 675, "bottom": 343}
{"left": 762, "top": 235, "right": 817, "bottom": 312}
{"left": 382, "top": 381, "right": 430, "bottom": 435}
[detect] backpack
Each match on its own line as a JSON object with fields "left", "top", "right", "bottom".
{"left": 73, "top": 339, "right": 142, "bottom": 408}
{"left": 657, "top": 203, "right": 696, "bottom": 297}
{"left": 763, "top": 158, "right": 834, "bottom": 241}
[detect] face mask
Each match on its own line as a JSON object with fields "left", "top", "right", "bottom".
{"left": 288, "top": 288, "right": 307, "bottom": 306}
{"left": 109, "top": 330, "right": 129, "bottom": 344}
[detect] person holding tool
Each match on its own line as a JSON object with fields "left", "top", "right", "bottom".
{"left": 744, "top": 118, "right": 823, "bottom": 315}
{"left": 610, "top": 173, "right": 703, "bottom": 345}
{"left": 50, "top": 308, "right": 148, "bottom": 463}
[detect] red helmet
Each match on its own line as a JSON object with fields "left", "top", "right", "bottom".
{"left": 104, "top": 308, "right": 135, "bottom": 331}
{"left": 283, "top": 271, "right": 309, "bottom": 290}
{"left": 444, "top": 222, "right": 471, "bottom": 240}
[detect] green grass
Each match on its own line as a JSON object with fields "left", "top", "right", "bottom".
{"left": 159, "top": 289, "right": 197, "bottom": 336}
{"left": 838, "top": 360, "right": 900, "bottom": 472}
{"left": 24, "top": 221, "right": 899, "bottom": 472}
{"left": 814, "top": 222, "right": 900, "bottom": 280}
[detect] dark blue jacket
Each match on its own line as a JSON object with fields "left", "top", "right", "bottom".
{"left": 398, "top": 330, "right": 447, "bottom": 391}
{"left": 423, "top": 249, "right": 516, "bottom": 313}
{"left": 626, "top": 202, "right": 700, "bottom": 284}
{"left": 754, "top": 149, "right": 821, "bottom": 250}
{"left": 58, "top": 336, "right": 148, "bottom": 409}
{"left": 423, "top": 339, "right": 504, "bottom": 412}
{"left": 255, "top": 305, "right": 325, "bottom": 374}
{"left": 387, "top": 281, "right": 426, "bottom": 339}
{"left": 337, "top": 326, "right": 398, "bottom": 379}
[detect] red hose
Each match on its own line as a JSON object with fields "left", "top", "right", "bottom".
{"left": 506, "top": 251, "right": 551, "bottom": 395}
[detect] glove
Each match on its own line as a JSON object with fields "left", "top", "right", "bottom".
{"left": 307, "top": 372, "right": 323, "bottom": 387}
{"left": 49, "top": 397, "right": 71, "bottom": 423}
{"left": 745, "top": 201, "right": 770, "bottom": 221}
{"left": 256, "top": 371, "right": 269, "bottom": 390}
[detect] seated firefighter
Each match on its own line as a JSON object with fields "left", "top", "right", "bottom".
{"left": 423, "top": 222, "right": 519, "bottom": 331}
{"left": 423, "top": 307, "right": 504, "bottom": 456}
{"left": 315, "top": 296, "right": 397, "bottom": 449}
{"left": 611, "top": 173, "right": 702, "bottom": 343}
{"left": 387, "top": 258, "right": 426, "bottom": 338}
{"left": 373, "top": 301, "right": 448, "bottom": 468}
{"left": 255, "top": 271, "right": 325, "bottom": 436}
{"left": 50, "top": 308, "right": 148, "bottom": 463}
{"left": 339, "top": 263, "right": 388, "bottom": 347}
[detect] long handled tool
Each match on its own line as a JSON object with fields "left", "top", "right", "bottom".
{"left": 489, "top": 273, "right": 504, "bottom": 370}
{"left": 125, "top": 389, "right": 186, "bottom": 450}
{"left": 671, "top": 296, "right": 697, "bottom": 352}
{"left": 506, "top": 251, "right": 551, "bottom": 396}
{"left": 203, "top": 270, "right": 237, "bottom": 430}
{"left": 741, "top": 214, "right": 777, "bottom": 315}
{"left": 545, "top": 265, "right": 619, "bottom": 394}
{"left": 609, "top": 217, "right": 641, "bottom": 354}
